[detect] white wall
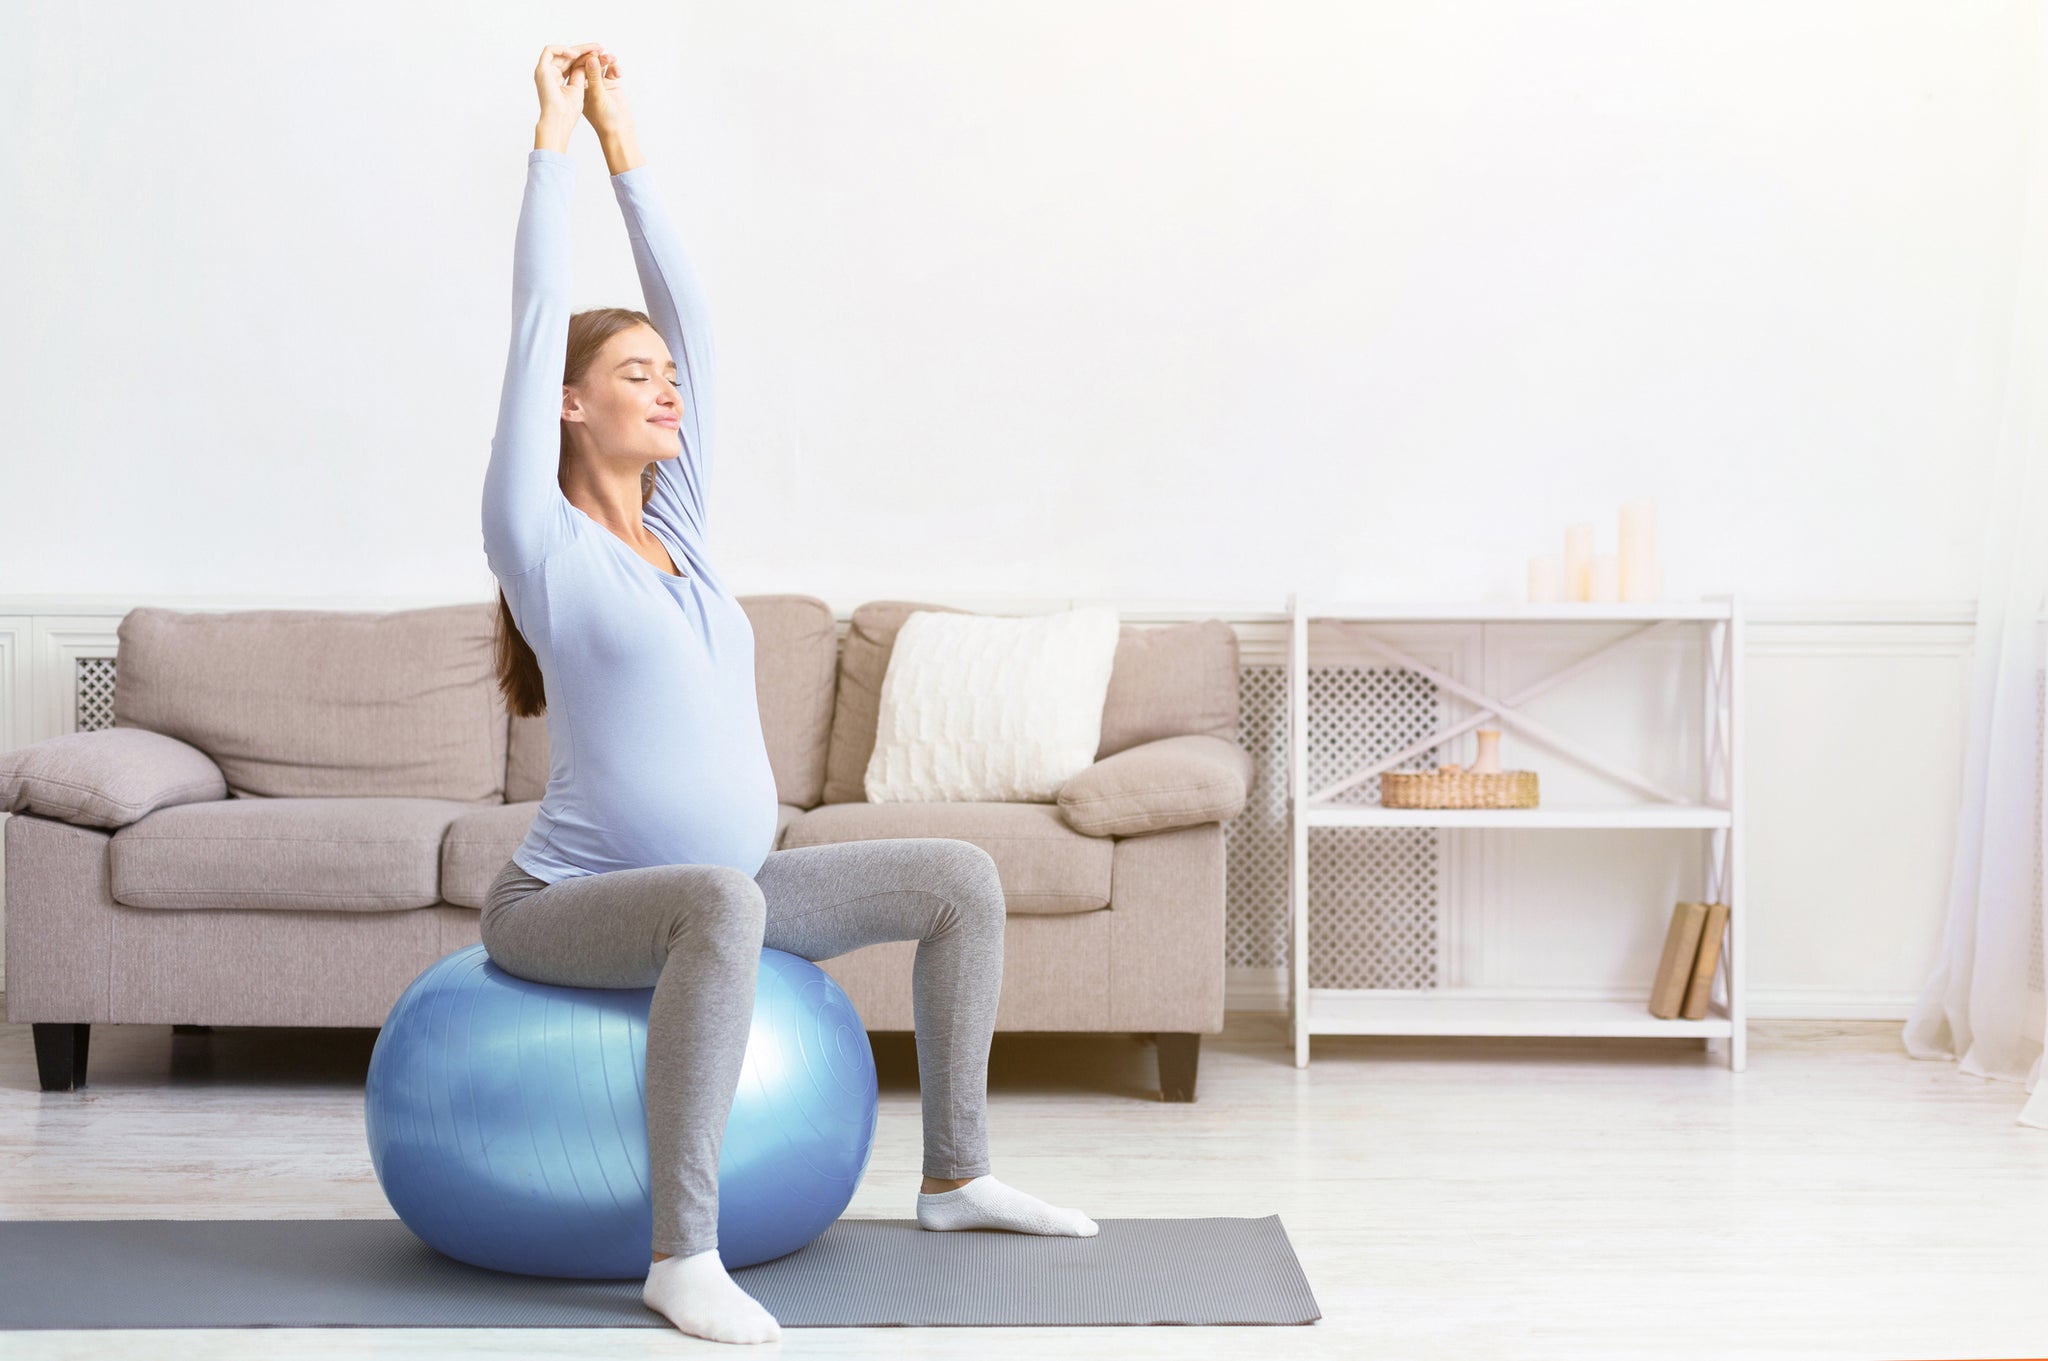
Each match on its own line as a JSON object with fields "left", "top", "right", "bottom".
{"left": 0, "top": 3, "right": 2031, "bottom": 1021}
{"left": 0, "top": 1, "right": 2024, "bottom": 604}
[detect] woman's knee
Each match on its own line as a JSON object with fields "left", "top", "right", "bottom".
{"left": 957, "top": 840, "right": 1003, "bottom": 894}
{"left": 662, "top": 865, "right": 767, "bottom": 953}
{"left": 933, "top": 840, "right": 1005, "bottom": 931}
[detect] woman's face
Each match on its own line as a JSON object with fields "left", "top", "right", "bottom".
{"left": 561, "top": 325, "right": 683, "bottom": 467}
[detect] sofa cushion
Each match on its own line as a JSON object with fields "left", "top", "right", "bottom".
{"left": 115, "top": 602, "right": 508, "bottom": 802}
{"left": 505, "top": 718, "right": 547, "bottom": 806}
{"left": 438, "top": 800, "right": 542, "bottom": 906}
{"left": 0, "top": 725, "right": 228, "bottom": 829}
{"left": 1056, "top": 733, "right": 1255, "bottom": 837}
{"left": 821, "top": 600, "right": 969, "bottom": 805}
{"left": 822, "top": 601, "right": 1243, "bottom": 805}
{"left": 867, "top": 606, "right": 1121, "bottom": 803}
{"left": 779, "top": 800, "right": 1111, "bottom": 915}
{"left": 1095, "top": 616, "right": 1242, "bottom": 756}
{"left": 438, "top": 800, "right": 812, "bottom": 907}
{"left": 109, "top": 795, "right": 491, "bottom": 912}
{"left": 504, "top": 594, "right": 839, "bottom": 807}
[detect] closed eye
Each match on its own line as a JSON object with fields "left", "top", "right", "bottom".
{"left": 627, "top": 377, "right": 683, "bottom": 387}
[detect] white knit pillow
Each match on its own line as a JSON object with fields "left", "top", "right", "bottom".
{"left": 864, "top": 606, "right": 1122, "bottom": 803}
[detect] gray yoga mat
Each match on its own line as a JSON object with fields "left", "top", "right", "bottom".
{"left": 0, "top": 1215, "right": 1319, "bottom": 1329}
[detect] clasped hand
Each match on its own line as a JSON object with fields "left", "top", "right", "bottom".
{"left": 533, "top": 43, "right": 632, "bottom": 137}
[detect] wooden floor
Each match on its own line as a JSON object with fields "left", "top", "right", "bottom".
{"left": 4, "top": 1000, "right": 2045, "bottom": 1360}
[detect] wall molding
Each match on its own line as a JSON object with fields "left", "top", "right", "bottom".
{"left": 0, "top": 618, "right": 28, "bottom": 752}
{"left": 0, "top": 592, "right": 1991, "bottom": 626}
{"left": 30, "top": 619, "right": 123, "bottom": 739}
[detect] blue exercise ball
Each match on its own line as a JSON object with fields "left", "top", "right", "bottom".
{"left": 364, "top": 943, "right": 878, "bottom": 1278}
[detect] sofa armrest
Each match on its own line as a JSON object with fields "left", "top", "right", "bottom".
{"left": 1056, "top": 733, "right": 1254, "bottom": 838}
{"left": 0, "top": 726, "right": 229, "bottom": 829}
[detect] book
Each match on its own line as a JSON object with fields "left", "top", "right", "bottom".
{"left": 1650, "top": 901, "right": 1709, "bottom": 1019}
{"left": 1680, "top": 901, "right": 1731, "bottom": 1020}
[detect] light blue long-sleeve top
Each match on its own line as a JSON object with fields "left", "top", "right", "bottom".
{"left": 481, "top": 147, "right": 779, "bottom": 884}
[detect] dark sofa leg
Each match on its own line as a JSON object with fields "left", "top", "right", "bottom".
{"left": 33, "top": 1022, "right": 91, "bottom": 1092}
{"left": 1155, "top": 1032, "right": 1200, "bottom": 1102}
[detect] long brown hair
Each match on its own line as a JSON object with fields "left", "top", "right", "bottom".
{"left": 494, "top": 307, "right": 662, "bottom": 718}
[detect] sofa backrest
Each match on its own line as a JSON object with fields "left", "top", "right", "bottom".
{"left": 113, "top": 596, "right": 1239, "bottom": 814}
{"left": 817, "top": 600, "right": 1242, "bottom": 806}
{"left": 115, "top": 603, "right": 508, "bottom": 802}
{"left": 505, "top": 593, "right": 841, "bottom": 807}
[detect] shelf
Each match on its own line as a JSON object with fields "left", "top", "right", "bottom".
{"left": 1288, "top": 590, "right": 1746, "bottom": 1071}
{"left": 1301, "top": 988, "right": 1734, "bottom": 1038}
{"left": 1299, "top": 599, "right": 1735, "bottom": 623}
{"left": 1305, "top": 803, "right": 1732, "bottom": 829}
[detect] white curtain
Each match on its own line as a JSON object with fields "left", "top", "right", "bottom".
{"left": 1901, "top": 6, "right": 2048, "bottom": 1128}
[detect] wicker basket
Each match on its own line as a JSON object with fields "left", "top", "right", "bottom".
{"left": 1380, "top": 768, "right": 1539, "bottom": 809}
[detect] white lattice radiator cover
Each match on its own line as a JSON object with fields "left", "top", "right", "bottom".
{"left": 1228, "top": 664, "right": 1444, "bottom": 987}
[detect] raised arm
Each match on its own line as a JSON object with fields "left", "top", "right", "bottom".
{"left": 611, "top": 162, "right": 718, "bottom": 547}
{"left": 577, "top": 48, "right": 718, "bottom": 547}
{"left": 480, "top": 149, "right": 580, "bottom": 576}
{"left": 480, "top": 47, "right": 599, "bottom": 579}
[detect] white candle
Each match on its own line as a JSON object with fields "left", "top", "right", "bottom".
{"left": 1563, "top": 523, "right": 1595, "bottom": 602}
{"left": 1589, "top": 552, "right": 1621, "bottom": 601}
{"left": 1527, "top": 555, "right": 1561, "bottom": 603}
{"left": 1620, "top": 500, "right": 1657, "bottom": 602}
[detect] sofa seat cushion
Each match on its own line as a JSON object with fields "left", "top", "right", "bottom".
{"left": 438, "top": 801, "right": 543, "bottom": 907}
{"left": 779, "top": 800, "right": 1110, "bottom": 916}
{"left": 439, "top": 801, "right": 812, "bottom": 908}
{"left": 109, "top": 795, "right": 491, "bottom": 912}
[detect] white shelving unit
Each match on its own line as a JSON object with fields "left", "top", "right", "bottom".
{"left": 1287, "top": 594, "right": 1745, "bottom": 1071}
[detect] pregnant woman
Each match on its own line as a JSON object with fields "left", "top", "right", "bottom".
{"left": 479, "top": 45, "right": 1096, "bottom": 1346}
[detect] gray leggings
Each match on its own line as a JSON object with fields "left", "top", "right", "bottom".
{"left": 479, "top": 836, "right": 1007, "bottom": 1258}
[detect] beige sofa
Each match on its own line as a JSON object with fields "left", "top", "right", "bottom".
{"left": 2, "top": 597, "right": 1252, "bottom": 1101}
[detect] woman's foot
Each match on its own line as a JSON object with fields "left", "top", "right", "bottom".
{"left": 643, "top": 1247, "right": 782, "bottom": 1344}
{"left": 915, "top": 1173, "right": 1098, "bottom": 1236}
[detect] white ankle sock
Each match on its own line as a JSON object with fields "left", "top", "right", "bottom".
{"left": 916, "top": 1174, "right": 1099, "bottom": 1236}
{"left": 642, "top": 1247, "right": 781, "bottom": 1344}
